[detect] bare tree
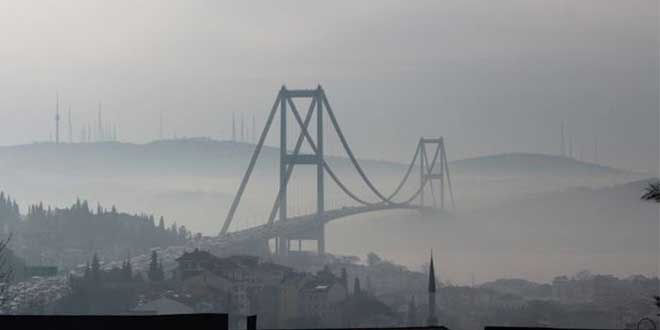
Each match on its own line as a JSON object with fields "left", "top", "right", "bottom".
{"left": 642, "top": 181, "right": 660, "bottom": 202}
{"left": 642, "top": 184, "right": 660, "bottom": 318}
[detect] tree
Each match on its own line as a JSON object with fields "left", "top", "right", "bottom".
{"left": 178, "top": 225, "right": 189, "bottom": 241}
{"left": 91, "top": 253, "right": 101, "bottom": 283}
{"left": 354, "top": 277, "right": 362, "bottom": 295}
{"left": 340, "top": 268, "right": 348, "bottom": 290}
{"left": 83, "top": 262, "right": 91, "bottom": 280}
{"left": 158, "top": 216, "right": 165, "bottom": 230}
{"left": 148, "top": 250, "right": 164, "bottom": 281}
{"left": 121, "top": 259, "right": 133, "bottom": 281}
{"left": 367, "top": 252, "right": 382, "bottom": 267}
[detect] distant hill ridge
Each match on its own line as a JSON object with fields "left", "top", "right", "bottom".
{"left": 449, "top": 152, "right": 633, "bottom": 177}
{"left": 0, "top": 139, "right": 405, "bottom": 177}
{"left": 0, "top": 140, "right": 634, "bottom": 178}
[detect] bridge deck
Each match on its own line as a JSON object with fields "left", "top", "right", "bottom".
{"left": 210, "top": 204, "right": 443, "bottom": 248}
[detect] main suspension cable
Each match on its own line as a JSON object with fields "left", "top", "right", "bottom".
{"left": 322, "top": 92, "right": 428, "bottom": 205}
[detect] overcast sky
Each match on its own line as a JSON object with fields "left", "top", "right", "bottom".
{"left": 0, "top": 0, "right": 657, "bottom": 173}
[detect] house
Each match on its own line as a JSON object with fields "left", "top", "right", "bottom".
{"left": 299, "top": 281, "right": 347, "bottom": 327}
{"left": 278, "top": 272, "right": 310, "bottom": 326}
{"left": 176, "top": 249, "right": 294, "bottom": 317}
{"left": 132, "top": 297, "right": 194, "bottom": 315}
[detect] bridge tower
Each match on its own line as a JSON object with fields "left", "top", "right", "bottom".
{"left": 275, "top": 86, "right": 326, "bottom": 256}
{"left": 221, "top": 86, "right": 455, "bottom": 258}
{"left": 221, "top": 85, "right": 328, "bottom": 256}
{"left": 417, "top": 138, "right": 454, "bottom": 210}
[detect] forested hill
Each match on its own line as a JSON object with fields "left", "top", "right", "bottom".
{"left": 0, "top": 193, "right": 190, "bottom": 270}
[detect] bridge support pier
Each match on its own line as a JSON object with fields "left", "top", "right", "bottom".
{"left": 272, "top": 221, "right": 325, "bottom": 256}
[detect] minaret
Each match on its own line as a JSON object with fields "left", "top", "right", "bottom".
{"left": 55, "top": 93, "right": 60, "bottom": 144}
{"left": 427, "top": 252, "right": 438, "bottom": 326}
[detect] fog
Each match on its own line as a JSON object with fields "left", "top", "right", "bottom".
{"left": 0, "top": 1, "right": 657, "bottom": 325}
{"left": 0, "top": 140, "right": 655, "bottom": 283}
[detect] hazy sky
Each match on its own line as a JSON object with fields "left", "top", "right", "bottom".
{"left": 0, "top": 0, "right": 657, "bottom": 173}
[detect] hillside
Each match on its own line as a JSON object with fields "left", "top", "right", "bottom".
{"left": 449, "top": 153, "right": 631, "bottom": 177}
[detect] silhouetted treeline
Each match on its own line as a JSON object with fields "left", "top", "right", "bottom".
{"left": 0, "top": 193, "right": 191, "bottom": 269}
{"left": 54, "top": 253, "right": 145, "bottom": 314}
{"left": 0, "top": 193, "right": 20, "bottom": 233}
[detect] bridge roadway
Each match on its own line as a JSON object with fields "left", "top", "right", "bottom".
{"left": 208, "top": 204, "right": 438, "bottom": 249}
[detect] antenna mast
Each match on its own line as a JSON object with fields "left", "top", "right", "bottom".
{"left": 55, "top": 93, "right": 60, "bottom": 144}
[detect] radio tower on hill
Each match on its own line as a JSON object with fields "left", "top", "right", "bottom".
{"left": 68, "top": 106, "right": 73, "bottom": 143}
{"left": 55, "top": 93, "right": 60, "bottom": 144}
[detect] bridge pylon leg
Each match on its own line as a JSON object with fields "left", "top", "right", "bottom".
{"left": 278, "top": 87, "right": 289, "bottom": 256}
{"left": 316, "top": 87, "right": 325, "bottom": 255}
{"left": 317, "top": 223, "right": 325, "bottom": 255}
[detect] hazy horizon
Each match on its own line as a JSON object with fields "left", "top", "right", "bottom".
{"left": 0, "top": 0, "right": 658, "bottom": 174}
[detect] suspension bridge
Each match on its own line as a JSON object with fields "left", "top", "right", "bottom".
{"left": 213, "top": 85, "right": 455, "bottom": 256}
